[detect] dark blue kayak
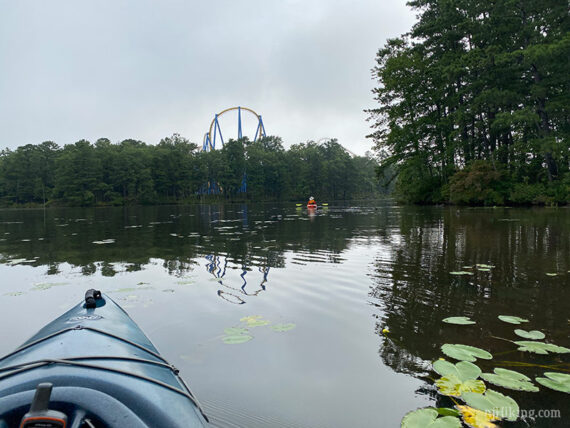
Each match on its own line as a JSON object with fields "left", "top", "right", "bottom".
{"left": 0, "top": 290, "right": 208, "bottom": 428}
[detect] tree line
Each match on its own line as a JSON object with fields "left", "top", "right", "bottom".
{"left": 0, "top": 135, "right": 382, "bottom": 206}
{"left": 368, "top": 0, "right": 569, "bottom": 205}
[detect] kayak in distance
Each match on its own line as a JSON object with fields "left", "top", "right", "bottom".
{"left": 0, "top": 289, "right": 209, "bottom": 428}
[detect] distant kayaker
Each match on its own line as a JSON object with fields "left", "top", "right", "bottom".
{"left": 307, "top": 196, "right": 317, "bottom": 207}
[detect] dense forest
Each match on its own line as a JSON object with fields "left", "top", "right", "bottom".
{"left": 369, "top": 0, "right": 569, "bottom": 205}
{"left": 0, "top": 135, "right": 381, "bottom": 207}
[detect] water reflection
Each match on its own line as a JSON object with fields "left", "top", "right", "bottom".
{"left": 0, "top": 204, "right": 369, "bottom": 302}
{"left": 369, "top": 206, "right": 570, "bottom": 427}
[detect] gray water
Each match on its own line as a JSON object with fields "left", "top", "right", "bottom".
{"left": 0, "top": 202, "right": 568, "bottom": 427}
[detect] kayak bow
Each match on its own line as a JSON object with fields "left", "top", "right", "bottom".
{"left": 0, "top": 290, "right": 208, "bottom": 428}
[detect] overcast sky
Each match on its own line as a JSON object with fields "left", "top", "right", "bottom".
{"left": 0, "top": 0, "right": 415, "bottom": 155}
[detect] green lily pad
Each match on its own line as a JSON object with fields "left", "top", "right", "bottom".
{"left": 433, "top": 360, "right": 481, "bottom": 381}
{"left": 461, "top": 389, "right": 519, "bottom": 422}
{"left": 546, "top": 273, "right": 557, "bottom": 277}
{"left": 535, "top": 372, "right": 570, "bottom": 394}
{"left": 441, "top": 344, "right": 493, "bottom": 362}
{"left": 436, "top": 408, "right": 461, "bottom": 417}
{"left": 401, "top": 407, "right": 462, "bottom": 428}
{"left": 513, "top": 329, "right": 545, "bottom": 340}
{"left": 270, "top": 323, "right": 296, "bottom": 332}
{"left": 476, "top": 264, "right": 495, "bottom": 269}
{"left": 477, "top": 268, "right": 491, "bottom": 272}
{"left": 222, "top": 334, "right": 253, "bottom": 344}
{"left": 498, "top": 315, "right": 528, "bottom": 325}
{"left": 224, "top": 327, "right": 249, "bottom": 335}
{"left": 514, "top": 341, "right": 570, "bottom": 355}
{"left": 481, "top": 368, "right": 539, "bottom": 392}
{"left": 436, "top": 375, "right": 486, "bottom": 397}
{"left": 443, "top": 316, "right": 476, "bottom": 325}
{"left": 450, "top": 271, "right": 473, "bottom": 275}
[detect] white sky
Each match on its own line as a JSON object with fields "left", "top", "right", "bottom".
{"left": 0, "top": 0, "right": 416, "bottom": 155}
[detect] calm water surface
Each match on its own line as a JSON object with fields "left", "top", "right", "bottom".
{"left": 0, "top": 202, "right": 568, "bottom": 427}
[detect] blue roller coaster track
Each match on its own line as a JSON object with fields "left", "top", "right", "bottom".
{"left": 200, "top": 107, "right": 266, "bottom": 194}
{"left": 202, "top": 106, "right": 266, "bottom": 151}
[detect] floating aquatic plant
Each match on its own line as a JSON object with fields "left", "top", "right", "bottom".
{"left": 441, "top": 344, "right": 493, "bottom": 363}
{"left": 461, "top": 389, "right": 519, "bottom": 422}
{"left": 270, "top": 323, "right": 296, "bottom": 332}
{"left": 443, "top": 316, "right": 476, "bottom": 325}
{"left": 435, "top": 375, "right": 486, "bottom": 397}
{"left": 513, "top": 341, "right": 570, "bottom": 355}
{"left": 497, "top": 315, "right": 528, "bottom": 325}
{"left": 456, "top": 405, "right": 500, "bottom": 428}
{"left": 92, "top": 239, "right": 115, "bottom": 245}
{"left": 449, "top": 271, "right": 473, "bottom": 276}
{"left": 433, "top": 360, "right": 481, "bottom": 381}
{"left": 401, "top": 408, "right": 461, "bottom": 428}
{"left": 480, "top": 368, "right": 538, "bottom": 392}
{"left": 513, "top": 329, "right": 545, "bottom": 340}
{"left": 535, "top": 372, "right": 570, "bottom": 394}
{"left": 222, "top": 333, "right": 253, "bottom": 344}
{"left": 545, "top": 273, "right": 557, "bottom": 277}
{"left": 240, "top": 315, "right": 269, "bottom": 327}
{"left": 476, "top": 264, "right": 495, "bottom": 269}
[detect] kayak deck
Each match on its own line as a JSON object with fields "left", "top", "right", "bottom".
{"left": 0, "top": 291, "right": 208, "bottom": 428}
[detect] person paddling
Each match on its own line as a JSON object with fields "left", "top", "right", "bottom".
{"left": 307, "top": 196, "right": 317, "bottom": 207}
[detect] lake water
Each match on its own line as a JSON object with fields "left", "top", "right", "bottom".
{"left": 0, "top": 202, "right": 568, "bottom": 427}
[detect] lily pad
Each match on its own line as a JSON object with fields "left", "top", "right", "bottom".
{"left": 476, "top": 264, "right": 495, "bottom": 269}
{"left": 441, "top": 344, "right": 493, "bottom": 363}
{"left": 456, "top": 405, "right": 500, "bottom": 428}
{"left": 436, "top": 408, "right": 461, "bottom": 417}
{"left": 443, "top": 316, "right": 476, "bottom": 325}
{"left": 433, "top": 360, "right": 481, "bottom": 381}
{"left": 546, "top": 273, "right": 557, "bottom": 277}
{"left": 222, "top": 334, "right": 253, "bottom": 344}
{"left": 450, "top": 271, "right": 473, "bottom": 276}
{"left": 240, "top": 315, "right": 270, "bottom": 327}
{"left": 436, "top": 375, "right": 486, "bottom": 397}
{"left": 461, "top": 389, "right": 519, "bottom": 422}
{"left": 480, "top": 368, "right": 538, "bottom": 392}
{"left": 224, "top": 327, "right": 249, "bottom": 335}
{"left": 270, "top": 323, "right": 296, "bottom": 332}
{"left": 514, "top": 341, "right": 570, "bottom": 355}
{"left": 535, "top": 372, "right": 570, "bottom": 394}
{"left": 497, "top": 315, "right": 528, "bottom": 325}
{"left": 401, "top": 407, "right": 461, "bottom": 428}
{"left": 513, "top": 329, "right": 545, "bottom": 340}
{"left": 477, "top": 268, "right": 491, "bottom": 272}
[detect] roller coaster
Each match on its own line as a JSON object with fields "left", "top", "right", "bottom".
{"left": 202, "top": 106, "right": 266, "bottom": 151}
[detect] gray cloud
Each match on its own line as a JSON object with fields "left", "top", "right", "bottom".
{"left": 0, "top": 0, "right": 414, "bottom": 154}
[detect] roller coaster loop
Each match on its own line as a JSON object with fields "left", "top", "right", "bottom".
{"left": 202, "top": 106, "right": 266, "bottom": 151}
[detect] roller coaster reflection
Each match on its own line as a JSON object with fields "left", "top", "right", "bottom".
{"left": 205, "top": 254, "right": 270, "bottom": 304}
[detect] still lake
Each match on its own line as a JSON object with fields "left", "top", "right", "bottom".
{"left": 0, "top": 202, "right": 568, "bottom": 427}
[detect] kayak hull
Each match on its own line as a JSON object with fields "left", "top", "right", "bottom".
{"left": 0, "top": 293, "right": 208, "bottom": 428}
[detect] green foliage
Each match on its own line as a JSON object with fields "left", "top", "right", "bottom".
{"left": 535, "top": 372, "right": 570, "bottom": 394}
{"left": 480, "top": 368, "right": 539, "bottom": 392}
{"left": 461, "top": 390, "right": 519, "bottom": 422}
{"left": 441, "top": 344, "right": 492, "bottom": 362}
{"left": 369, "top": 0, "right": 569, "bottom": 205}
{"left": 497, "top": 315, "right": 528, "bottom": 325}
{"left": 0, "top": 135, "right": 380, "bottom": 206}
{"left": 442, "top": 317, "right": 476, "bottom": 325}
{"left": 513, "top": 341, "right": 570, "bottom": 355}
{"left": 401, "top": 408, "right": 461, "bottom": 428}
{"left": 449, "top": 161, "right": 506, "bottom": 206}
{"left": 513, "top": 329, "right": 545, "bottom": 340}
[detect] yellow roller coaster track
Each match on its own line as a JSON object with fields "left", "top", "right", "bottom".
{"left": 208, "top": 106, "right": 261, "bottom": 144}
